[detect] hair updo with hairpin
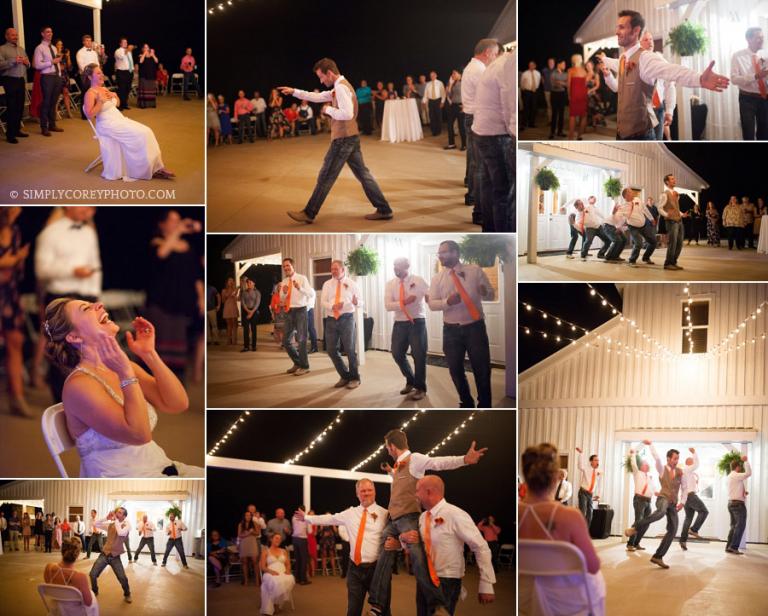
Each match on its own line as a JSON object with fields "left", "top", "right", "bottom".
{"left": 521, "top": 443, "right": 561, "bottom": 494}
{"left": 43, "top": 298, "right": 81, "bottom": 371}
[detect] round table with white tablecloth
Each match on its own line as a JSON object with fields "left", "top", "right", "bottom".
{"left": 380, "top": 98, "right": 423, "bottom": 143}
{"left": 758, "top": 216, "right": 768, "bottom": 254}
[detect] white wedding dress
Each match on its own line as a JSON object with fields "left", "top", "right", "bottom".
{"left": 93, "top": 98, "right": 165, "bottom": 181}
{"left": 260, "top": 552, "right": 295, "bottom": 615}
{"left": 65, "top": 367, "right": 203, "bottom": 478}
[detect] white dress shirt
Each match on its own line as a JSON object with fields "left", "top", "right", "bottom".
{"left": 731, "top": 48, "right": 768, "bottom": 94}
{"left": 423, "top": 79, "right": 446, "bottom": 103}
{"left": 33, "top": 40, "right": 60, "bottom": 75}
{"left": 554, "top": 478, "right": 573, "bottom": 503}
{"left": 419, "top": 499, "right": 496, "bottom": 594}
{"left": 95, "top": 517, "right": 130, "bottom": 536}
{"left": 166, "top": 519, "right": 187, "bottom": 537}
{"left": 251, "top": 97, "right": 267, "bottom": 114}
{"left": 137, "top": 521, "right": 156, "bottom": 537}
{"left": 321, "top": 275, "right": 363, "bottom": 317}
{"left": 681, "top": 452, "right": 700, "bottom": 505}
{"left": 629, "top": 452, "right": 654, "bottom": 497}
{"left": 461, "top": 57, "right": 487, "bottom": 115}
{"left": 520, "top": 69, "right": 541, "bottom": 92}
{"left": 618, "top": 199, "right": 654, "bottom": 228}
{"left": 576, "top": 450, "right": 601, "bottom": 496}
{"left": 305, "top": 503, "right": 388, "bottom": 565}
{"left": 395, "top": 450, "right": 466, "bottom": 479}
{"left": 76, "top": 46, "right": 100, "bottom": 74}
{"left": 35, "top": 216, "right": 102, "bottom": 297}
{"left": 603, "top": 52, "right": 677, "bottom": 118}
{"left": 292, "top": 75, "right": 355, "bottom": 121}
{"left": 278, "top": 273, "right": 313, "bottom": 309}
{"left": 84, "top": 516, "right": 103, "bottom": 537}
{"left": 298, "top": 104, "right": 314, "bottom": 119}
{"left": 427, "top": 263, "right": 494, "bottom": 325}
{"left": 577, "top": 204, "right": 605, "bottom": 230}
{"left": 74, "top": 520, "right": 85, "bottom": 535}
{"left": 384, "top": 274, "right": 429, "bottom": 321}
{"left": 727, "top": 461, "right": 751, "bottom": 501}
{"left": 617, "top": 43, "right": 702, "bottom": 89}
{"left": 338, "top": 525, "right": 350, "bottom": 543}
{"left": 114, "top": 46, "right": 132, "bottom": 71}
{"left": 472, "top": 52, "right": 515, "bottom": 137}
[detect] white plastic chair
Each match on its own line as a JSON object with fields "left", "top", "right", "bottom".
{"left": 37, "top": 583, "right": 89, "bottom": 616}
{"left": 84, "top": 118, "right": 103, "bottom": 173}
{"left": 170, "top": 73, "right": 184, "bottom": 95}
{"left": 41, "top": 403, "right": 75, "bottom": 478}
{"left": 518, "top": 539, "right": 599, "bottom": 616}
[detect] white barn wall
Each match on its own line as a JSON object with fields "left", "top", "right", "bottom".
{"left": 519, "top": 406, "right": 768, "bottom": 542}
{"left": 0, "top": 480, "right": 205, "bottom": 555}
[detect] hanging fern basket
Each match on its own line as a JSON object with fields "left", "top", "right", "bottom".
{"left": 667, "top": 21, "right": 708, "bottom": 57}
{"left": 460, "top": 235, "right": 511, "bottom": 267}
{"left": 717, "top": 451, "right": 744, "bottom": 476}
{"left": 345, "top": 246, "right": 379, "bottom": 276}
{"left": 604, "top": 177, "right": 622, "bottom": 199}
{"left": 535, "top": 167, "right": 560, "bottom": 191}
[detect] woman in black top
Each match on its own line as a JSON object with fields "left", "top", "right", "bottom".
{"left": 34, "top": 511, "right": 44, "bottom": 552}
{"left": 44, "top": 514, "right": 54, "bottom": 553}
{"left": 138, "top": 44, "right": 160, "bottom": 108}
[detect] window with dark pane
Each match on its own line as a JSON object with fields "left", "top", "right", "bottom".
{"left": 681, "top": 299, "right": 709, "bottom": 354}
{"left": 312, "top": 257, "right": 332, "bottom": 291}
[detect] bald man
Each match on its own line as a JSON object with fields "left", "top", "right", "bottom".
{"left": 392, "top": 476, "right": 496, "bottom": 615}
{"left": 0, "top": 28, "right": 31, "bottom": 143}
{"left": 384, "top": 258, "right": 430, "bottom": 400}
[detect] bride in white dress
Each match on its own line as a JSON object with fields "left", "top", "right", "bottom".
{"left": 43, "top": 537, "right": 99, "bottom": 616}
{"left": 82, "top": 63, "right": 175, "bottom": 181}
{"left": 259, "top": 533, "right": 296, "bottom": 615}
{"left": 43, "top": 297, "right": 203, "bottom": 478}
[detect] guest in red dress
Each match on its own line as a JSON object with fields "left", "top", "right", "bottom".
{"left": 567, "top": 54, "right": 589, "bottom": 140}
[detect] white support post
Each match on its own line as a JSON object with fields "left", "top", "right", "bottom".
{"left": 93, "top": 8, "right": 101, "bottom": 45}
{"left": 303, "top": 474, "right": 311, "bottom": 510}
{"left": 526, "top": 155, "right": 538, "bottom": 264}
{"left": 12, "top": 0, "right": 24, "bottom": 48}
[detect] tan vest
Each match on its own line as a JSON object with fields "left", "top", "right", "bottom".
{"left": 659, "top": 466, "right": 683, "bottom": 503}
{"left": 330, "top": 79, "right": 359, "bottom": 141}
{"left": 663, "top": 189, "right": 682, "bottom": 222}
{"left": 388, "top": 456, "right": 420, "bottom": 520}
{"left": 617, "top": 48, "right": 655, "bottom": 138}
{"left": 102, "top": 521, "right": 125, "bottom": 557}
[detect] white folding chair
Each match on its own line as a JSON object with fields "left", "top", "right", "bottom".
{"left": 68, "top": 78, "right": 82, "bottom": 109}
{"left": 41, "top": 403, "right": 75, "bottom": 478}
{"left": 170, "top": 73, "right": 184, "bottom": 95}
{"left": 84, "top": 118, "right": 103, "bottom": 173}
{"left": 518, "top": 539, "right": 600, "bottom": 616}
{"left": 38, "top": 583, "right": 89, "bottom": 616}
{"left": 499, "top": 542, "right": 515, "bottom": 569}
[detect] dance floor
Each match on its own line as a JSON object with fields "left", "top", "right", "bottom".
{"left": 0, "top": 376, "right": 205, "bottom": 477}
{"left": 519, "top": 244, "right": 768, "bottom": 281}
{"left": 206, "top": 132, "right": 477, "bottom": 232}
{"left": 207, "top": 566, "right": 516, "bottom": 616}
{"left": 206, "top": 325, "right": 511, "bottom": 409}
{"left": 593, "top": 537, "right": 768, "bottom": 615}
{"left": 3, "top": 96, "right": 204, "bottom": 204}
{"left": 518, "top": 106, "right": 616, "bottom": 142}
{"left": 0, "top": 550, "right": 204, "bottom": 616}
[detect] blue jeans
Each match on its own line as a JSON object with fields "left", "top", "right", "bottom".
{"left": 627, "top": 494, "right": 651, "bottom": 547}
{"left": 443, "top": 320, "right": 492, "bottom": 408}
{"left": 346, "top": 562, "right": 390, "bottom": 616}
{"left": 182, "top": 71, "right": 196, "bottom": 98}
{"left": 307, "top": 308, "right": 318, "bottom": 352}
{"left": 567, "top": 225, "right": 584, "bottom": 256}
{"left": 326, "top": 313, "right": 359, "bottom": 381}
{"left": 680, "top": 493, "right": 708, "bottom": 542}
{"left": 738, "top": 92, "right": 768, "bottom": 140}
{"left": 617, "top": 127, "right": 656, "bottom": 140}
{"left": 284, "top": 307, "right": 309, "bottom": 369}
{"left": 627, "top": 223, "right": 657, "bottom": 263}
{"left": 304, "top": 135, "right": 392, "bottom": 219}
{"left": 369, "top": 513, "right": 447, "bottom": 611}
{"left": 601, "top": 224, "right": 626, "bottom": 260}
{"left": 632, "top": 496, "right": 677, "bottom": 558}
{"left": 417, "top": 577, "right": 462, "bottom": 616}
{"left": 665, "top": 219, "right": 684, "bottom": 266}
{"left": 653, "top": 105, "right": 665, "bottom": 141}
{"left": 727, "top": 501, "right": 747, "bottom": 550}
{"left": 90, "top": 553, "right": 130, "bottom": 597}
{"left": 580, "top": 226, "right": 610, "bottom": 259}
{"left": 162, "top": 537, "right": 188, "bottom": 566}
{"left": 391, "top": 318, "right": 428, "bottom": 392}
{"left": 578, "top": 488, "right": 594, "bottom": 529}
{"left": 475, "top": 133, "right": 515, "bottom": 232}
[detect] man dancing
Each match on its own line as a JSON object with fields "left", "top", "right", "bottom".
{"left": 626, "top": 445, "right": 654, "bottom": 552}
{"left": 279, "top": 258, "right": 313, "bottom": 376}
{"left": 575, "top": 447, "right": 601, "bottom": 529}
{"left": 133, "top": 514, "right": 157, "bottom": 565}
{"left": 162, "top": 512, "right": 189, "bottom": 569}
{"left": 279, "top": 58, "right": 393, "bottom": 224}
{"left": 680, "top": 447, "right": 708, "bottom": 550}
{"left": 658, "top": 174, "right": 688, "bottom": 270}
{"left": 625, "top": 440, "right": 683, "bottom": 569}
{"left": 89, "top": 508, "right": 132, "bottom": 603}
{"left": 726, "top": 454, "right": 751, "bottom": 554}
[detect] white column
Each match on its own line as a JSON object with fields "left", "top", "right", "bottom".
{"left": 303, "top": 474, "right": 311, "bottom": 510}
{"left": 526, "top": 155, "right": 539, "bottom": 264}
{"left": 504, "top": 250, "right": 516, "bottom": 399}
{"left": 12, "top": 0, "right": 24, "bottom": 48}
{"left": 93, "top": 8, "right": 101, "bottom": 44}
{"left": 355, "top": 276, "right": 366, "bottom": 366}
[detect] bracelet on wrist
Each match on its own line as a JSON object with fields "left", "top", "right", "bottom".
{"left": 120, "top": 377, "right": 139, "bottom": 389}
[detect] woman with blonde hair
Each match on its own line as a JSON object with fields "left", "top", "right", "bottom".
{"left": 221, "top": 277, "right": 239, "bottom": 345}
{"left": 260, "top": 533, "right": 296, "bottom": 615}
{"left": 44, "top": 537, "right": 99, "bottom": 616}
{"left": 567, "top": 54, "right": 588, "bottom": 140}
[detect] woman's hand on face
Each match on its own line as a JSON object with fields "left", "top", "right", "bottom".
{"left": 96, "top": 334, "right": 134, "bottom": 378}
{"left": 125, "top": 316, "right": 156, "bottom": 357}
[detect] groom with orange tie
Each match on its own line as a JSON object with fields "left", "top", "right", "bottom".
{"left": 279, "top": 257, "right": 314, "bottom": 376}
{"left": 161, "top": 512, "right": 189, "bottom": 569}
{"left": 428, "top": 240, "right": 494, "bottom": 408}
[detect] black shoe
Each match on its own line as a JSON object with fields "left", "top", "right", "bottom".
{"left": 557, "top": 132, "right": 567, "bottom": 137}
{"left": 460, "top": 146, "right": 466, "bottom": 151}
{"left": 6, "top": 137, "right": 18, "bottom": 144}
{"left": 464, "top": 194, "right": 474, "bottom": 206}
{"left": 240, "top": 348, "right": 249, "bottom": 353}
{"left": 680, "top": 542, "right": 687, "bottom": 551}
{"left": 443, "top": 144, "right": 456, "bottom": 150}
{"left": 17, "top": 131, "right": 29, "bottom": 137}
{"left": 548, "top": 134, "right": 555, "bottom": 139}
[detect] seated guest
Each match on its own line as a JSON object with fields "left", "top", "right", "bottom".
{"left": 297, "top": 100, "right": 315, "bottom": 134}
{"left": 82, "top": 63, "right": 175, "bottom": 180}
{"left": 156, "top": 63, "right": 169, "bottom": 95}
{"left": 208, "top": 530, "right": 230, "bottom": 587}
{"left": 260, "top": 533, "right": 296, "bottom": 616}
{"left": 251, "top": 90, "right": 268, "bottom": 138}
{"left": 233, "top": 89, "right": 255, "bottom": 143}
{"left": 44, "top": 537, "right": 99, "bottom": 616}
{"left": 385, "top": 81, "right": 399, "bottom": 99}
{"left": 283, "top": 103, "right": 299, "bottom": 136}
{"left": 518, "top": 443, "right": 606, "bottom": 616}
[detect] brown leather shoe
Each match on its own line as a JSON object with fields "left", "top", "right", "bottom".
{"left": 49, "top": 127, "right": 64, "bottom": 132}
{"left": 42, "top": 129, "right": 51, "bottom": 137}
{"left": 364, "top": 211, "right": 393, "bottom": 221}
{"left": 287, "top": 210, "right": 313, "bottom": 224}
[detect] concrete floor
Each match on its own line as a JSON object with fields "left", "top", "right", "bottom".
{"left": 0, "top": 375, "right": 205, "bottom": 478}
{"left": 207, "top": 325, "right": 510, "bottom": 409}
{"left": 207, "top": 566, "right": 515, "bottom": 616}
{"left": 0, "top": 549, "right": 205, "bottom": 616}
{"left": 518, "top": 244, "right": 768, "bottom": 281}
{"left": 4, "top": 97, "right": 204, "bottom": 204}
{"left": 595, "top": 537, "right": 768, "bottom": 615}
{"left": 206, "top": 131, "right": 477, "bottom": 233}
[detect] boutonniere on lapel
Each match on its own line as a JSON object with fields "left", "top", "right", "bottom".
{"left": 370, "top": 512, "right": 378, "bottom": 522}
{"left": 457, "top": 271, "right": 466, "bottom": 279}
{"left": 409, "top": 282, "right": 416, "bottom": 289}
{"left": 434, "top": 517, "right": 445, "bottom": 527}
{"left": 343, "top": 283, "right": 349, "bottom": 289}
{"left": 626, "top": 61, "right": 637, "bottom": 75}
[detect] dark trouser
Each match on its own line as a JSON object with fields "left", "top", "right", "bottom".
{"left": 326, "top": 313, "right": 359, "bottom": 381}
{"left": 347, "top": 561, "right": 390, "bottom": 616}
{"left": 44, "top": 531, "right": 53, "bottom": 552}
{"left": 182, "top": 71, "right": 196, "bottom": 98}
{"left": 163, "top": 537, "right": 188, "bottom": 566}
{"left": 417, "top": 577, "right": 462, "bottom": 616}
{"left": 255, "top": 112, "right": 267, "bottom": 138}
{"left": 90, "top": 553, "right": 131, "bottom": 597}
{"left": 628, "top": 223, "right": 657, "bottom": 263}
{"left": 738, "top": 92, "right": 768, "bottom": 140}
{"left": 602, "top": 224, "right": 626, "bottom": 260}
{"left": 358, "top": 102, "right": 373, "bottom": 135}
{"left": 77, "top": 73, "right": 89, "bottom": 119}
{"left": 664, "top": 219, "right": 683, "bottom": 266}
{"left": 617, "top": 128, "right": 656, "bottom": 140}
{"left": 391, "top": 318, "right": 428, "bottom": 392}
{"left": 293, "top": 536, "right": 309, "bottom": 583}
{"left": 0, "top": 76, "right": 25, "bottom": 138}
{"left": 476, "top": 133, "right": 515, "bottom": 232}
{"left": 726, "top": 226, "right": 743, "bottom": 249}
{"left": 115, "top": 69, "right": 132, "bottom": 109}
{"left": 125, "top": 539, "right": 132, "bottom": 560}
{"left": 307, "top": 307, "right": 318, "bottom": 352}
{"left": 653, "top": 105, "right": 665, "bottom": 141}
{"left": 580, "top": 226, "right": 610, "bottom": 259}
{"left": 578, "top": 488, "right": 594, "bottom": 529}
{"left": 632, "top": 496, "right": 677, "bottom": 558}
{"left": 680, "top": 493, "right": 708, "bottom": 543}
{"left": 727, "top": 500, "right": 747, "bottom": 550}
{"left": 283, "top": 306, "right": 309, "bottom": 369}
{"left": 464, "top": 114, "right": 477, "bottom": 205}
{"left": 303, "top": 135, "right": 391, "bottom": 219}
{"left": 446, "top": 103, "right": 465, "bottom": 148}
{"left": 369, "top": 513, "right": 447, "bottom": 611}
{"left": 340, "top": 541, "right": 350, "bottom": 577}
{"left": 550, "top": 90, "right": 566, "bottom": 135}
{"left": 488, "top": 540, "right": 500, "bottom": 571}
{"left": 427, "top": 98, "right": 442, "bottom": 136}
{"left": 375, "top": 101, "right": 384, "bottom": 128}
{"left": 135, "top": 536, "right": 157, "bottom": 562}
{"left": 442, "top": 319, "right": 492, "bottom": 408}
{"left": 242, "top": 311, "right": 258, "bottom": 350}
{"left": 86, "top": 533, "right": 103, "bottom": 558}
{"left": 40, "top": 73, "right": 63, "bottom": 130}
{"left": 567, "top": 225, "right": 584, "bottom": 255}
{"left": 745, "top": 224, "right": 755, "bottom": 248}
{"left": 627, "top": 494, "right": 652, "bottom": 547}
{"left": 522, "top": 90, "right": 537, "bottom": 127}
{"left": 237, "top": 115, "right": 254, "bottom": 143}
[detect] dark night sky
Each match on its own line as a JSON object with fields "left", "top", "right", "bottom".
{"left": 1, "top": 0, "right": 204, "bottom": 77}
{"left": 206, "top": 409, "right": 515, "bottom": 543}
{"left": 207, "top": 233, "right": 238, "bottom": 291}
{"left": 519, "top": 283, "right": 622, "bottom": 371}
{"left": 207, "top": 0, "right": 507, "bottom": 103}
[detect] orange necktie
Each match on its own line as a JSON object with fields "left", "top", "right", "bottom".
{"left": 754, "top": 55, "right": 767, "bottom": 99}
{"left": 619, "top": 55, "right": 626, "bottom": 80}
{"left": 171, "top": 523, "right": 176, "bottom": 539}
{"left": 333, "top": 280, "right": 342, "bottom": 320}
{"left": 652, "top": 87, "right": 661, "bottom": 109}
{"left": 449, "top": 269, "right": 481, "bottom": 322}
{"left": 284, "top": 278, "right": 293, "bottom": 312}
{"left": 588, "top": 470, "right": 596, "bottom": 493}
{"left": 399, "top": 280, "right": 414, "bottom": 323}
{"left": 353, "top": 509, "right": 367, "bottom": 565}
{"left": 423, "top": 511, "right": 441, "bottom": 587}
